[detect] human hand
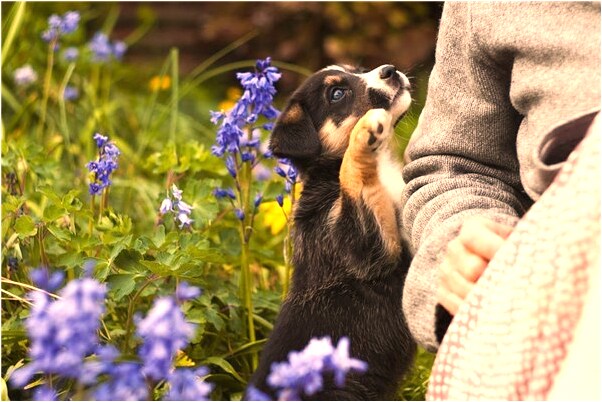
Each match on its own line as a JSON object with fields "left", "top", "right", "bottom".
{"left": 437, "top": 217, "right": 514, "bottom": 315}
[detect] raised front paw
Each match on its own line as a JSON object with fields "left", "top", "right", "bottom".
{"left": 351, "top": 108, "right": 393, "bottom": 153}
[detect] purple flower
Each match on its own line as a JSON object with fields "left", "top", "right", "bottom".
{"left": 235, "top": 208, "right": 245, "bottom": 221}
{"left": 276, "top": 194, "right": 284, "bottom": 207}
{"left": 159, "top": 198, "right": 173, "bottom": 214}
{"left": 213, "top": 188, "right": 236, "bottom": 200}
{"left": 60, "top": 11, "right": 80, "bottom": 34}
{"left": 63, "top": 85, "right": 79, "bottom": 101}
{"left": 13, "top": 65, "right": 38, "bottom": 87}
{"left": 246, "top": 386, "right": 272, "bottom": 401}
{"left": 11, "top": 276, "right": 107, "bottom": 387}
{"left": 33, "top": 385, "right": 57, "bottom": 401}
{"left": 159, "top": 184, "right": 194, "bottom": 229}
{"left": 92, "top": 362, "right": 148, "bottom": 401}
{"left": 88, "top": 32, "right": 127, "bottom": 63}
{"left": 211, "top": 57, "right": 280, "bottom": 157}
{"left": 87, "top": 133, "right": 120, "bottom": 195}
{"left": 112, "top": 41, "right": 127, "bottom": 60}
{"left": 63, "top": 47, "right": 79, "bottom": 62}
{"left": 254, "top": 193, "right": 263, "bottom": 208}
{"left": 93, "top": 133, "right": 108, "bottom": 148}
{"left": 264, "top": 336, "right": 367, "bottom": 399}
{"left": 41, "top": 11, "right": 80, "bottom": 42}
{"left": 177, "top": 213, "right": 194, "bottom": 229}
{"left": 30, "top": 267, "right": 64, "bottom": 292}
{"left": 226, "top": 155, "right": 237, "bottom": 178}
{"left": 164, "top": 367, "right": 214, "bottom": 401}
{"left": 327, "top": 337, "right": 368, "bottom": 387}
{"left": 176, "top": 282, "right": 202, "bottom": 301}
{"left": 136, "top": 297, "right": 196, "bottom": 381}
{"left": 88, "top": 32, "right": 113, "bottom": 62}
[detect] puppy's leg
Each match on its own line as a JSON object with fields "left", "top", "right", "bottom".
{"left": 339, "top": 108, "right": 401, "bottom": 257}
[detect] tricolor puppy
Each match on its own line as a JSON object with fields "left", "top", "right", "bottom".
{"left": 248, "top": 65, "right": 416, "bottom": 400}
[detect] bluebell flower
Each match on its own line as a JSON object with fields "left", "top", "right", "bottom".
{"left": 63, "top": 85, "right": 79, "bottom": 101}
{"left": 88, "top": 32, "right": 113, "bottom": 62}
{"left": 213, "top": 188, "right": 236, "bottom": 200}
{"left": 33, "top": 385, "right": 57, "bottom": 401}
{"left": 63, "top": 47, "right": 79, "bottom": 62}
{"left": 11, "top": 277, "right": 107, "bottom": 387}
{"left": 164, "top": 367, "right": 214, "bottom": 401}
{"left": 88, "top": 32, "right": 127, "bottom": 62}
{"left": 13, "top": 65, "right": 38, "bottom": 87}
{"left": 30, "top": 266, "right": 64, "bottom": 292}
{"left": 136, "top": 297, "right": 196, "bottom": 380}
{"left": 113, "top": 41, "right": 127, "bottom": 60}
{"left": 246, "top": 386, "right": 272, "bottom": 401}
{"left": 263, "top": 336, "right": 367, "bottom": 400}
{"left": 176, "top": 282, "right": 202, "bottom": 301}
{"left": 86, "top": 133, "right": 120, "bottom": 195}
{"left": 41, "top": 11, "right": 80, "bottom": 43}
{"left": 254, "top": 193, "right": 263, "bottom": 208}
{"left": 92, "top": 362, "right": 149, "bottom": 401}
{"left": 176, "top": 200, "right": 193, "bottom": 215}
{"left": 60, "top": 11, "right": 80, "bottom": 34}
{"left": 158, "top": 184, "right": 194, "bottom": 229}
{"left": 235, "top": 208, "right": 245, "bottom": 221}
{"left": 225, "top": 155, "right": 238, "bottom": 178}
{"left": 211, "top": 57, "right": 280, "bottom": 157}
{"left": 159, "top": 198, "right": 173, "bottom": 214}
{"left": 276, "top": 194, "right": 284, "bottom": 207}
{"left": 171, "top": 184, "right": 183, "bottom": 201}
{"left": 7, "top": 257, "right": 19, "bottom": 272}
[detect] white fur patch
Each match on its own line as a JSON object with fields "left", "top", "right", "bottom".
{"left": 377, "top": 150, "right": 405, "bottom": 207}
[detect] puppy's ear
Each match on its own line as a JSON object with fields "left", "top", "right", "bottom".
{"left": 269, "top": 101, "right": 321, "bottom": 159}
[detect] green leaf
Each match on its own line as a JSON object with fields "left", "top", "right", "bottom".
{"left": 107, "top": 273, "right": 138, "bottom": 301}
{"left": 14, "top": 215, "right": 37, "bottom": 239}
{"left": 223, "top": 339, "right": 268, "bottom": 359}
{"left": 201, "top": 356, "right": 246, "bottom": 385}
{"left": 43, "top": 204, "right": 66, "bottom": 222}
{"left": 46, "top": 225, "right": 71, "bottom": 242}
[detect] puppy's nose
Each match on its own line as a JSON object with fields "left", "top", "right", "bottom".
{"left": 379, "top": 65, "right": 397, "bottom": 80}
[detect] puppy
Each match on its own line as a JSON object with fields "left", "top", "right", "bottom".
{"left": 248, "top": 65, "right": 416, "bottom": 400}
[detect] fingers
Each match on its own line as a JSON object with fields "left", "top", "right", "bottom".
{"left": 457, "top": 217, "right": 513, "bottom": 260}
{"left": 437, "top": 216, "right": 514, "bottom": 316}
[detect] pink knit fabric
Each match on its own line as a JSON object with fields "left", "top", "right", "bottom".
{"left": 427, "top": 127, "right": 600, "bottom": 400}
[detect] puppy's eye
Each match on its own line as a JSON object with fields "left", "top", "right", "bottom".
{"left": 329, "top": 87, "right": 346, "bottom": 103}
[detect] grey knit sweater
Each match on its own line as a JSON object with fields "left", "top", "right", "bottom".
{"left": 401, "top": 2, "right": 600, "bottom": 352}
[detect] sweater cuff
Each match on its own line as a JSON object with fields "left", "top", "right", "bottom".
{"left": 402, "top": 210, "right": 519, "bottom": 351}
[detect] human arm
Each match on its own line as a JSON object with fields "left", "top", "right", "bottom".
{"left": 400, "top": 2, "right": 531, "bottom": 351}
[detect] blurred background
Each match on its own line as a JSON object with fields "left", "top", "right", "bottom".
{"left": 1, "top": 3, "right": 443, "bottom": 399}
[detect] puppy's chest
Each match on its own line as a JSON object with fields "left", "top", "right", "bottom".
{"left": 375, "top": 149, "right": 405, "bottom": 208}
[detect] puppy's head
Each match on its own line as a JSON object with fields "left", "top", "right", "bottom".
{"left": 269, "top": 64, "right": 411, "bottom": 160}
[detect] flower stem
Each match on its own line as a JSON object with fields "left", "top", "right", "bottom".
{"left": 37, "top": 39, "right": 57, "bottom": 140}
{"left": 239, "top": 157, "right": 257, "bottom": 369}
{"left": 169, "top": 48, "right": 179, "bottom": 145}
{"left": 59, "top": 62, "right": 77, "bottom": 170}
{"left": 282, "top": 182, "right": 297, "bottom": 299}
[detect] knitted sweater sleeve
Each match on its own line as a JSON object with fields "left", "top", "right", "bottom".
{"left": 400, "top": 3, "right": 530, "bottom": 351}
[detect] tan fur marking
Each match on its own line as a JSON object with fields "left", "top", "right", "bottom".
{"left": 282, "top": 103, "right": 303, "bottom": 123}
{"left": 319, "top": 117, "right": 359, "bottom": 157}
{"left": 327, "top": 198, "right": 342, "bottom": 227}
{"left": 324, "top": 75, "right": 343, "bottom": 86}
{"left": 338, "top": 109, "right": 401, "bottom": 257}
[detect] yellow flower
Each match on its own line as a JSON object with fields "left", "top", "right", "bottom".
{"left": 259, "top": 199, "right": 290, "bottom": 235}
{"left": 218, "top": 87, "right": 243, "bottom": 111}
{"left": 259, "top": 185, "right": 302, "bottom": 235}
{"left": 149, "top": 75, "right": 171, "bottom": 92}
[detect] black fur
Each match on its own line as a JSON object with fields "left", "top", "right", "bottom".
{"left": 248, "top": 66, "right": 416, "bottom": 400}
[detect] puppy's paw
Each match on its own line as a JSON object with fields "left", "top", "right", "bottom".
{"left": 352, "top": 109, "right": 393, "bottom": 153}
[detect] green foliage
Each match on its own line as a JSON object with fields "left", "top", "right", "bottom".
{"left": 1, "top": 2, "right": 434, "bottom": 400}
